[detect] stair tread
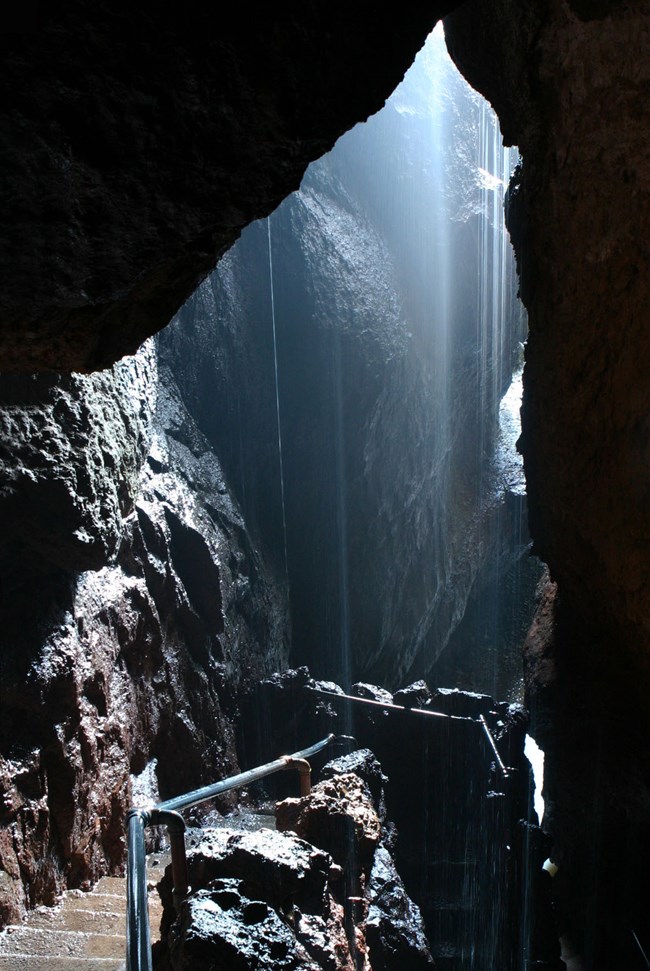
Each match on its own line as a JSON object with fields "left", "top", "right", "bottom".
{"left": 62, "top": 895, "right": 124, "bottom": 913}
{"left": 0, "top": 852, "right": 165, "bottom": 964}
{"left": 0, "top": 927, "right": 124, "bottom": 958}
{"left": 0, "top": 958, "right": 125, "bottom": 970}
{"left": 28, "top": 909, "right": 125, "bottom": 933}
{"left": 93, "top": 878, "right": 126, "bottom": 893}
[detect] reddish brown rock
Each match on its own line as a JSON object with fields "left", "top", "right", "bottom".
{"left": 0, "top": 358, "right": 288, "bottom": 923}
{"left": 277, "top": 774, "right": 381, "bottom": 881}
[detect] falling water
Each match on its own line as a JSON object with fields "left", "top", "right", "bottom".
{"left": 476, "top": 98, "right": 519, "bottom": 478}
{"left": 332, "top": 331, "right": 352, "bottom": 697}
{"left": 168, "top": 20, "right": 544, "bottom": 970}
{"left": 267, "top": 215, "right": 289, "bottom": 577}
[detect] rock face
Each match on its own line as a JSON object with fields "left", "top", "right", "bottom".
{"left": 444, "top": 2, "right": 650, "bottom": 966}
{"left": 0, "top": 350, "right": 288, "bottom": 923}
{"left": 162, "top": 29, "right": 541, "bottom": 692}
{"left": 155, "top": 828, "right": 339, "bottom": 971}
{"left": 0, "top": 344, "right": 157, "bottom": 576}
{"left": 0, "top": 2, "right": 457, "bottom": 371}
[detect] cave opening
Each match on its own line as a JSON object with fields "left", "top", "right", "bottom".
{"left": 165, "top": 23, "right": 542, "bottom": 702}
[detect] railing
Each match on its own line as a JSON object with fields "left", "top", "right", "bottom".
{"left": 125, "top": 734, "right": 336, "bottom": 971}
{"left": 310, "top": 687, "right": 513, "bottom": 778}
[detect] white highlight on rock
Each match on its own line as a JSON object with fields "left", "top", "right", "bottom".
{"left": 524, "top": 733, "right": 545, "bottom": 825}
{"left": 496, "top": 363, "right": 526, "bottom": 497}
{"left": 131, "top": 758, "right": 160, "bottom": 808}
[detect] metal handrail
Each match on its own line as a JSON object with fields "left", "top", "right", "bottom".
{"left": 310, "top": 686, "right": 513, "bottom": 778}
{"left": 125, "top": 734, "right": 336, "bottom": 971}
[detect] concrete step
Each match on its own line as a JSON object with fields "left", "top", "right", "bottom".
{"left": 0, "top": 959, "right": 124, "bottom": 970}
{"left": 94, "top": 877, "right": 127, "bottom": 894}
{"left": 28, "top": 908, "right": 125, "bottom": 933}
{"left": 62, "top": 892, "right": 123, "bottom": 913}
{"left": 0, "top": 852, "right": 169, "bottom": 968}
{"left": 0, "top": 926, "right": 124, "bottom": 958}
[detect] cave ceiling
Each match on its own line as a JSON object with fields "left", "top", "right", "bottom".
{"left": 0, "top": 1, "right": 457, "bottom": 372}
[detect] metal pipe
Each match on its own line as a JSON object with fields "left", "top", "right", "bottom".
{"left": 126, "top": 809, "right": 153, "bottom": 971}
{"left": 311, "top": 688, "right": 511, "bottom": 780}
{"left": 479, "top": 714, "right": 510, "bottom": 778}
{"left": 157, "top": 734, "right": 335, "bottom": 814}
{"left": 632, "top": 929, "right": 650, "bottom": 969}
{"left": 310, "top": 686, "right": 475, "bottom": 722}
{"left": 283, "top": 757, "right": 312, "bottom": 796}
{"left": 148, "top": 809, "right": 189, "bottom": 910}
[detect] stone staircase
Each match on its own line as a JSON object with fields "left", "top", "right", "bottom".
{"left": 0, "top": 812, "right": 275, "bottom": 970}
{"left": 0, "top": 857, "right": 167, "bottom": 971}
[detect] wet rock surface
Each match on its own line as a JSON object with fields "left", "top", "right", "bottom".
{"left": 365, "top": 845, "right": 433, "bottom": 971}
{"left": 276, "top": 773, "right": 381, "bottom": 881}
{"left": 161, "top": 879, "right": 320, "bottom": 971}
{"left": 154, "top": 829, "right": 347, "bottom": 971}
{"left": 0, "top": 342, "right": 157, "bottom": 576}
{"left": 0, "top": 352, "right": 288, "bottom": 922}
{"left": 155, "top": 750, "right": 432, "bottom": 971}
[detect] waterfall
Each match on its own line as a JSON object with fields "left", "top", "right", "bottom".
{"left": 267, "top": 214, "right": 289, "bottom": 577}
{"left": 477, "top": 99, "right": 515, "bottom": 476}
{"left": 175, "top": 22, "right": 539, "bottom": 693}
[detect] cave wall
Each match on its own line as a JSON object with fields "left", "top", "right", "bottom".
{"left": 162, "top": 34, "right": 539, "bottom": 693}
{"left": 1, "top": 2, "right": 649, "bottom": 961}
{"left": 0, "top": 350, "right": 288, "bottom": 922}
{"left": 445, "top": 2, "right": 650, "bottom": 965}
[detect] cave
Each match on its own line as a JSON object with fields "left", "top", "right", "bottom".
{"left": 1, "top": 2, "right": 650, "bottom": 969}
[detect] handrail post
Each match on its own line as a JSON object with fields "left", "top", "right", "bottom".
{"left": 282, "top": 756, "right": 312, "bottom": 796}
{"left": 126, "top": 809, "right": 153, "bottom": 971}
{"left": 149, "top": 809, "right": 189, "bottom": 912}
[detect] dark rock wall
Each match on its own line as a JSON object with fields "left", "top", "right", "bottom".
{"left": 445, "top": 3, "right": 650, "bottom": 966}
{"left": 0, "top": 2, "right": 454, "bottom": 371}
{"left": 0, "top": 349, "right": 288, "bottom": 923}
{"left": 162, "top": 33, "right": 539, "bottom": 692}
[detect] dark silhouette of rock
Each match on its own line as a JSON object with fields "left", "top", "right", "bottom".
{"left": 0, "top": 3, "right": 453, "bottom": 370}
{"left": 445, "top": 4, "right": 650, "bottom": 964}
{"left": 366, "top": 845, "right": 434, "bottom": 971}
